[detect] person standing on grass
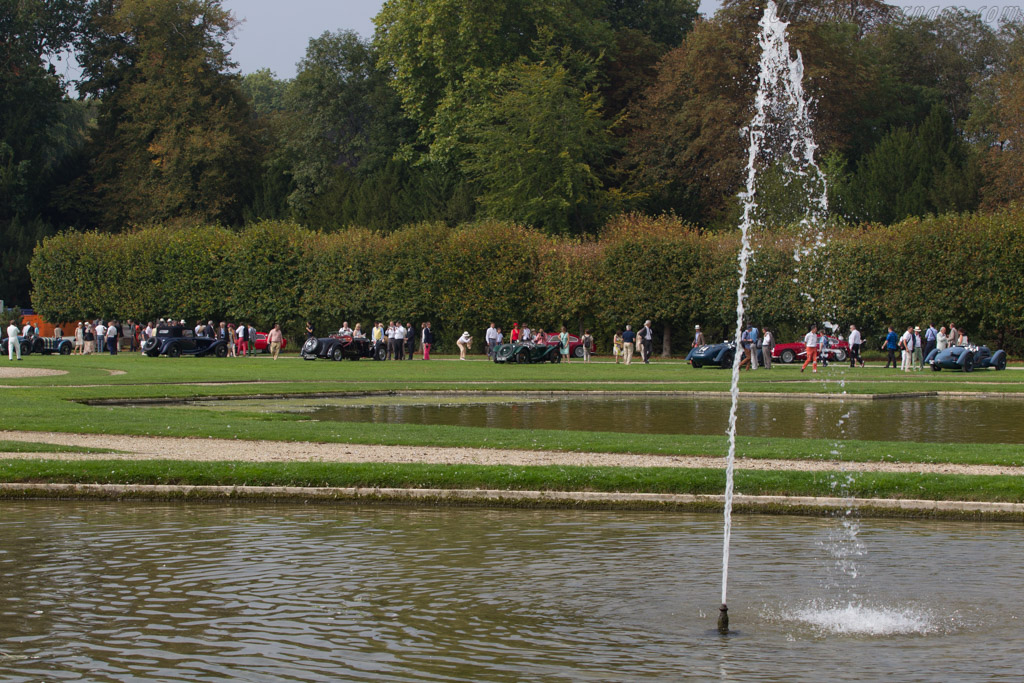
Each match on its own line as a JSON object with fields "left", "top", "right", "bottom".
{"left": 510, "top": 323, "right": 520, "bottom": 343}
{"left": 268, "top": 323, "right": 284, "bottom": 360}
{"left": 913, "top": 326, "right": 924, "bottom": 369}
{"left": 248, "top": 323, "right": 258, "bottom": 356}
{"left": 7, "top": 320, "right": 21, "bottom": 360}
{"left": 422, "top": 322, "right": 433, "bottom": 360}
{"left": 848, "top": 324, "right": 863, "bottom": 368}
{"left": 949, "top": 323, "right": 959, "bottom": 346}
{"left": 739, "top": 325, "right": 753, "bottom": 370}
{"left": 613, "top": 330, "right": 623, "bottom": 363}
{"left": 405, "top": 323, "right": 415, "bottom": 360}
{"left": 106, "top": 320, "right": 119, "bottom": 354}
{"left": 924, "top": 323, "right": 937, "bottom": 359}
{"left": 74, "top": 322, "right": 84, "bottom": 354}
{"left": 750, "top": 324, "right": 760, "bottom": 369}
{"left": 581, "top": 329, "right": 593, "bottom": 363}
{"left": 393, "top": 321, "right": 406, "bottom": 360}
{"left": 559, "top": 326, "right": 571, "bottom": 363}
{"left": 899, "top": 325, "right": 914, "bottom": 372}
{"left": 486, "top": 323, "right": 499, "bottom": 359}
{"left": 885, "top": 326, "right": 899, "bottom": 368}
{"left": 693, "top": 325, "right": 705, "bottom": 349}
{"left": 305, "top": 321, "right": 314, "bottom": 339}
{"left": 227, "top": 323, "right": 237, "bottom": 357}
{"left": 640, "top": 320, "right": 654, "bottom": 364}
{"left": 622, "top": 325, "right": 635, "bottom": 365}
{"left": 937, "top": 326, "right": 949, "bottom": 351}
{"left": 762, "top": 327, "right": 774, "bottom": 370}
{"left": 457, "top": 331, "right": 472, "bottom": 360}
{"left": 800, "top": 324, "right": 819, "bottom": 373}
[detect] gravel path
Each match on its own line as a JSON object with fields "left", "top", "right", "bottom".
{"left": 0, "top": 367, "right": 67, "bottom": 379}
{"left": 0, "top": 430, "right": 1018, "bottom": 476}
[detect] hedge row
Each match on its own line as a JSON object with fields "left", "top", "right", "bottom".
{"left": 28, "top": 209, "right": 1024, "bottom": 354}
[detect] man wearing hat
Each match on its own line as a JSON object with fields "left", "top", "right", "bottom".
{"left": 692, "top": 324, "right": 705, "bottom": 349}
{"left": 640, "top": 320, "right": 654, "bottom": 364}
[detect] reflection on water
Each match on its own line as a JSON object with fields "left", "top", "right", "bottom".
{"left": 1, "top": 503, "right": 1021, "bottom": 681}
{"left": 190, "top": 395, "right": 1024, "bottom": 444}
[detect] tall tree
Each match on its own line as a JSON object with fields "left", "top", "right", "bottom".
{"left": 973, "top": 23, "right": 1024, "bottom": 209}
{"left": 0, "top": 0, "right": 88, "bottom": 305}
{"left": 462, "top": 57, "right": 619, "bottom": 234}
{"left": 77, "top": 0, "right": 260, "bottom": 228}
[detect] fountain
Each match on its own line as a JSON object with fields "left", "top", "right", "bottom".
{"left": 720, "top": 0, "right": 829, "bottom": 633}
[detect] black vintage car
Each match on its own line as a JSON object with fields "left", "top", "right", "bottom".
{"left": 685, "top": 341, "right": 765, "bottom": 369}
{"left": 1, "top": 336, "right": 34, "bottom": 356}
{"left": 493, "top": 341, "right": 562, "bottom": 364}
{"left": 142, "top": 325, "right": 228, "bottom": 358}
{"left": 31, "top": 336, "right": 74, "bottom": 355}
{"left": 301, "top": 334, "right": 387, "bottom": 361}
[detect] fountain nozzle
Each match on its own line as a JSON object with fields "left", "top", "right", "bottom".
{"left": 717, "top": 604, "right": 729, "bottom": 634}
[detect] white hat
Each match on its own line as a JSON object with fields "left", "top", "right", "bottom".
{"left": 463, "top": 331, "right": 469, "bottom": 336}
{"left": 695, "top": 325, "right": 700, "bottom": 329}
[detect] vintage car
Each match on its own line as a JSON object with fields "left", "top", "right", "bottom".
{"left": 0, "top": 336, "right": 34, "bottom": 356}
{"left": 686, "top": 341, "right": 766, "bottom": 369}
{"left": 254, "top": 330, "right": 288, "bottom": 354}
{"left": 772, "top": 336, "right": 849, "bottom": 364}
{"left": 494, "top": 341, "right": 562, "bottom": 364}
{"left": 540, "top": 333, "right": 587, "bottom": 358}
{"left": 925, "top": 345, "right": 1006, "bottom": 372}
{"left": 301, "top": 334, "right": 387, "bottom": 361}
{"left": 142, "top": 325, "right": 228, "bottom": 358}
{"left": 31, "top": 336, "right": 74, "bottom": 355}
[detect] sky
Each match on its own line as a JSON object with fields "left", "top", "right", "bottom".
{"left": 224, "top": 0, "right": 1017, "bottom": 78}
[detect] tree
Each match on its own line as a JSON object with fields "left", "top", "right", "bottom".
{"left": 373, "top": 0, "right": 614, "bottom": 161}
{"left": 973, "top": 24, "right": 1024, "bottom": 209}
{"left": 462, "top": 58, "right": 619, "bottom": 234}
{"left": 0, "top": 0, "right": 88, "bottom": 305}
{"left": 77, "top": 0, "right": 260, "bottom": 227}
{"left": 280, "top": 30, "right": 414, "bottom": 214}
{"left": 837, "top": 104, "right": 980, "bottom": 223}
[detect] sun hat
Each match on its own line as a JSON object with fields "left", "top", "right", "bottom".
{"left": 695, "top": 325, "right": 701, "bottom": 329}
{"left": 914, "top": 326, "right": 921, "bottom": 331}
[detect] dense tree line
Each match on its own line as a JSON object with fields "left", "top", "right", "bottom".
{"left": 4, "top": 0, "right": 1024, "bottom": 308}
{"left": 30, "top": 209, "right": 1024, "bottom": 354}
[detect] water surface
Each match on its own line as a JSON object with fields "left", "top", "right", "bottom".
{"left": 1, "top": 503, "right": 1020, "bottom": 681}
{"left": 188, "top": 394, "right": 1024, "bottom": 444}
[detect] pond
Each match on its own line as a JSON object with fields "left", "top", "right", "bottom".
{"left": 188, "top": 394, "right": 1024, "bottom": 444}
{"left": 1, "top": 502, "right": 1020, "bottom": 681}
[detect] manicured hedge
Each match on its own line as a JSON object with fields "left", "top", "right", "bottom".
{"left": 28, "top": 209, "right": 1024, "bottom": 353}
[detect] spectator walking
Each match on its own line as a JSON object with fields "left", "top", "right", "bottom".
{"left": 622, "top": 325, "right": 636, "bottom": 365}
{"left": 762, "top": 327, "right": 774, "bottom": 370}
{"left": 559, "top": 326, "right": 571, "bottom": 363}
{"left": 800, "top": 324, "right": 819, "bottom": 373}
{"left": 613, "top": 331, "right": 623, "bottom": 363}
{"left": 899, "top": 326, "right": 914, "bottom": 372}
{"left": 739, "top": 325, "right": 754, "bottom": 370}
{"left": 6, "top": 320, "right": 21, "bottom": 360}
{"left": 268, "top": 324, "right": 284, "bottom": 360}
{"left": 581, "top": 329, "right": 593, "bottom": 363}
{"left": 848, "top": 324, "right": 864, "bottom": 368}
{"left": 457, "top": 331, "right": 472, "bottom": 360}
{"left": 486, "top": 323, "right": 499, "bottom": 359}
{"left": 640, "top": 320, "right": 654, "bottom": 364}
{"left": 884, "top": 326, "right": 899, "bottom": 368}
{"left": 422, "top": 322, "right": 433, "bottom": 360}
{"left": 236, "top": 323, "right": 249, "bottom": 356}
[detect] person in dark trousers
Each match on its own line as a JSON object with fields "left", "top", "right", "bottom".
{"left": 405, "top": 323, "right": 415, "bottom": 359}
{"left": 924, "top": 323, "right": 937, "bottom": 360}
{"left": 640, "top": 320, "right": 654, "bottom": 364}
{"left": 884, "top": 326, "right": 899, "bottom": 369}
{"left": 848, "top": 324, "right": 864, "bottom": 368}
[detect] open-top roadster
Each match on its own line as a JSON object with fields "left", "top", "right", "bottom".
{"left": 686, "top": 341, "right": 766, "bottom": 368}
{"left": 494, "top": 341, "right": 562, "bottom": 364}
{"left": 925, "top": 345, "right": 1006, "bottom": 372}
{"left": 772, "top": 336, "right": 848, "bottom": 364}
{"left": 301, "top": 334, "right": 387, "bottom": 361}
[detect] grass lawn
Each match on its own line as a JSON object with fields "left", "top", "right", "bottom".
{"left": 2, "top": 352, "right": 1024, "bottom": 505}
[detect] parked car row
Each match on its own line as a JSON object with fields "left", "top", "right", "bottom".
{"left": 301, "top": 334, "right": 388, "bottom": 361}
{"left": 1, "top": 335, "right": 73, "bottom": 356}
{"left": 686, "top": 336, "right": 850, "bottom": 369}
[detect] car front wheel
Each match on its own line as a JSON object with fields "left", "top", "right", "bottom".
{"left": 833, "top": 349, "right": 847, "bottom": 363}
{"left": 780, "top": 349, "right": 795, "bottom": 364}
{"left": 215, "top": 344, "right": 228, "bottom": 358}
{"left": 573, "top": 345, "right": 584, "bottom": 358}
{"left": 516, "top": 349, "right": 530, "bottom": 364}
{"left": 167, "top": 344, "right": 181, "bottom": 358}
{"left": 331, "top": 346, "right": 343, "bottom": 361}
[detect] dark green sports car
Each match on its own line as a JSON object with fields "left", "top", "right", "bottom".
{"left": 494, "top": 342, "right": 561, "bottom": 364}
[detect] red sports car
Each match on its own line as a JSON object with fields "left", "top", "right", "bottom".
{"left": 254, "top": 331, "right": 288, "bottom": 354}
{"left": 772, "top": 336, "right": 849, "bottom": 364}
{"left": 539, "top": 333, "right": 588, "bottom": 358}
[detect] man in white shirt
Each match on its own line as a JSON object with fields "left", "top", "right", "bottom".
{"left": 96, "top": 321, "right": 107, "bottom": 345}
{"left": 485, "top": 323, "right": 499, "bottom": 359}
{"left": 22, "top": 321, "right": 34, "bottom": 338}
{"left": 385, "top": 322, "right": 396, "bottom": 360}
{"left": 393, "top": 321, "right": 406, "bottom": 360}
{"left": 900, "top": 326, "right": 914, "bottom": 372}
{"left": 800, "top": 324, "right": 818, "bottom": 373}
{"left": 847, "top": 324, "right": 864, "bottom": 368}
{"left": 339, "top": 321, "right": 352, "bottom": 336}
{"left": 6, "top": 320, "right": 21, "bottom": 360}
{"left": 520, "top": 325, "right": 532, "bottom": 343}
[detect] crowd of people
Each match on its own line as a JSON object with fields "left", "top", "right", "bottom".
{"left": 881, "top": 323, "right": 968, "bottom": 372}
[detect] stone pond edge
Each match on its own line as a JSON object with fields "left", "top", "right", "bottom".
{"left": 2, "top": 483, "right": 1021, "bottom": 521}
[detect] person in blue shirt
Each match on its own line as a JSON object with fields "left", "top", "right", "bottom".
{"left": 622, "top": 325, "right": 636, "bottom": 365}
{"left": 885, "top": 326, "right": 899, "bottom": 369}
